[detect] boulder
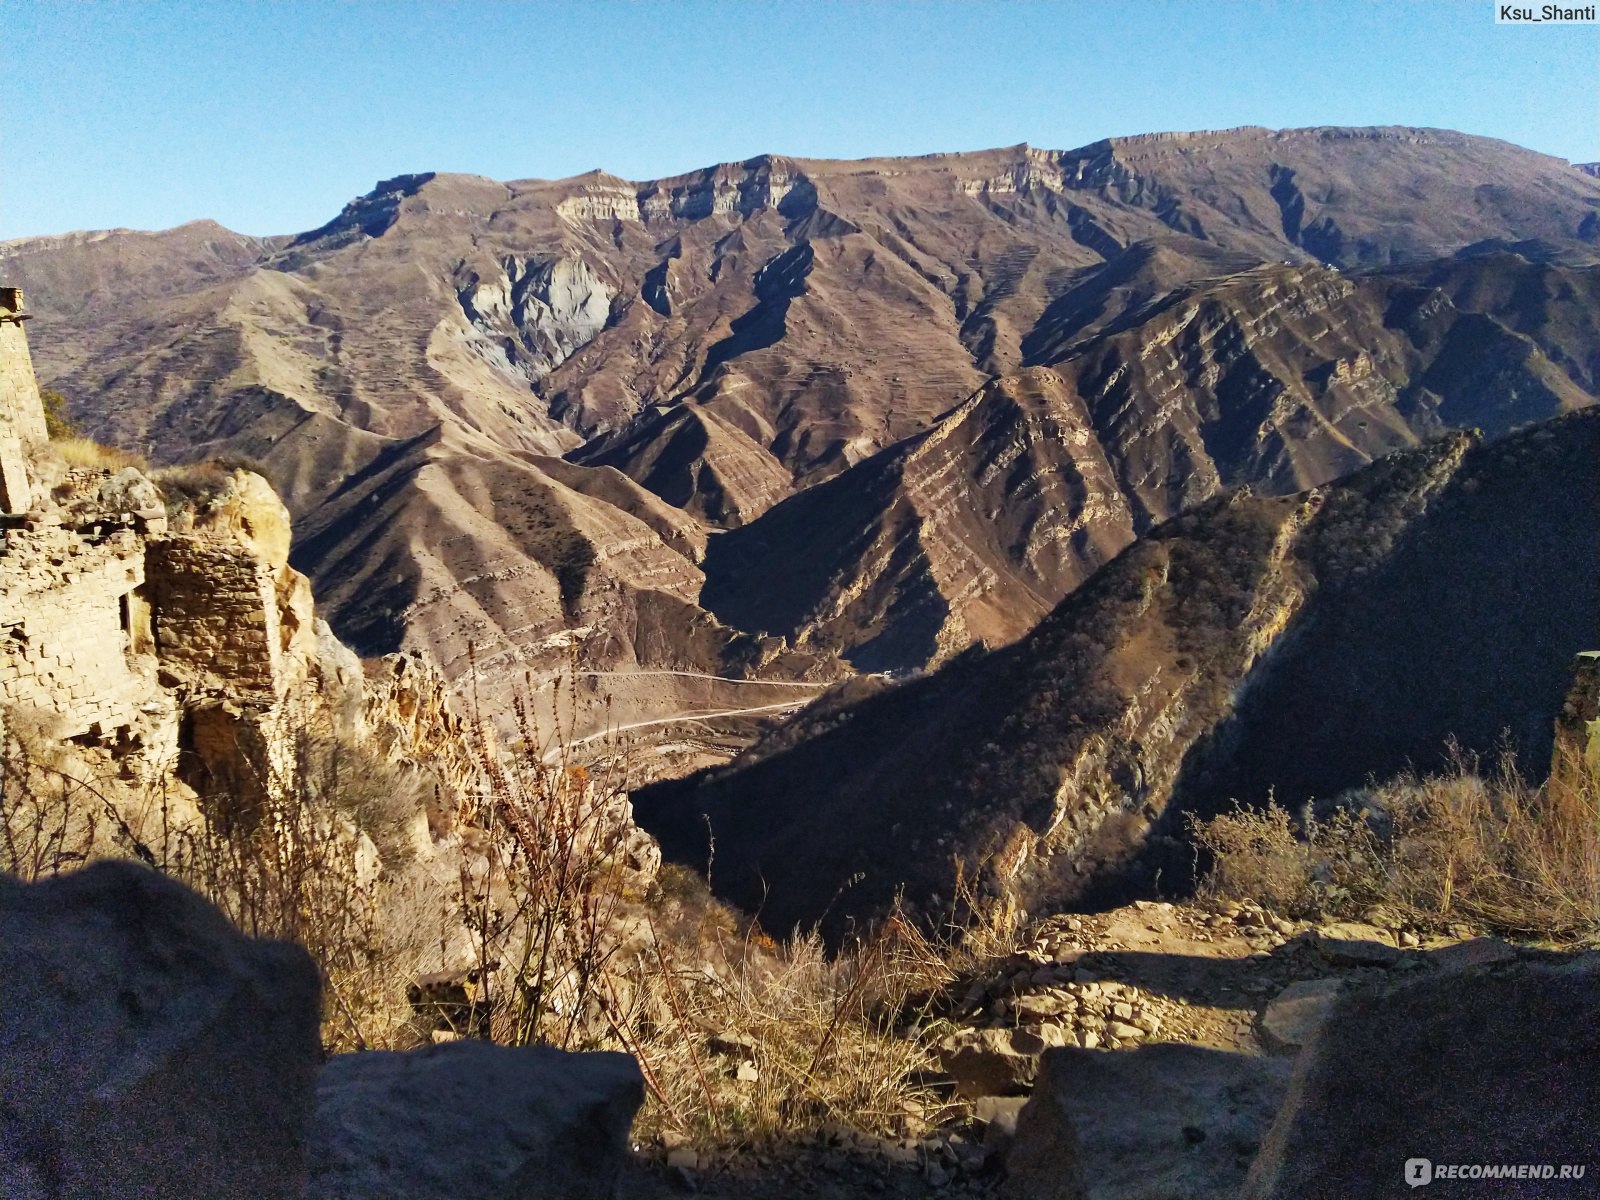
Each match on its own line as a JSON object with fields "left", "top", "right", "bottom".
{"left": 1312, "top": 923, "right": 1399, "bottom": 968}
{"left": 1428, "top": 935, "right": 1519, "bottom": 972}
{"left": 95, "top": 467, "right": 162, "bottom": 516}
{"left": 940, "top": 1026, "right": 1066, "bottom": 1098}
{"left": 972, "top": 1095, "right": 1030, "bottom": 1162}
{"left": 1242, "top": 954, "right": 1600, "bottom": 1199}
{"left": 1007, "top": 1044, "right": 1291, "bottom": 1200}
{"left": 308, "top": 1040, "right": 645, "bottom": 1199}
{"left": 0, "top": 861, "right": 321, "bottom": 1200}
{"left": 1001, "top": 1052, "right": 1089, "bottom": 1200}
{"left": 1259, "top": 977, "right": 1343, "bottom": 1054}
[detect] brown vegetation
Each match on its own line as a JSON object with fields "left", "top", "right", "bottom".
{"left": 1192, "top": 746, "right": 1600, "bottom": 945}
{"left": 49, "top": 435, "right": 144, "bottom": 471}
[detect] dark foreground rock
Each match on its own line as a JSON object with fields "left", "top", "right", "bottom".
{"left": 1242, "top": 954, "right": 1600, "bottom": 1200}
{"left": 1005, "top": 1043, "right": 1290, "bottom": 1200}
{"left": 0, "top": 861, "right": 322, "bottom": 1200}
{"left": 309, "top": 1040, "right": 645, "bottom": 1199}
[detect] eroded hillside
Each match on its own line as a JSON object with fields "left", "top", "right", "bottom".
{"left": 635, "top": 409, "right": 1600, "bottom": 938}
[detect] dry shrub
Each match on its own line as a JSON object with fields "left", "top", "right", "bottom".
{"left": 0, "top": 704, "right": 435, "bottom": 1052}
{"left": 50, "top": 436, "right": 144, "bottom": 471}
{"left": 449, "top": 679, "right": 652, "bottom": 1051}
{"left": 1, "top": 710, "right": 104, "bottom": 881}
{"left": 449, "top": 676, "right": 963, "bottom": 1149}
{"left": 152, "top": 460, "right": 234, "bottom": 516}
{"left": 1193, "top": 745, "right": 1599, "bottom": 944}
{"left": 616, "top": 908, "right": 957, "bottom": 1147}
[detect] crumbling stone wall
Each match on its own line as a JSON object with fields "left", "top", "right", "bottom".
{"left": 0, "top": 524, "right": 159, "bottom": 737}
{"left": 146, "top": 537, "right": 285, "bottom": 701}
{"left": 0, "top": 287, "right": 48, "bottom": 446}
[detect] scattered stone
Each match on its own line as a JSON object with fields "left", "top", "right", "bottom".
{"left": 706, "top": 1030, "right": 758, "bottom": 1060}
{"left": 1429, "top": 935, "right": 1519, "bottom": 972}
{"left": 667, "top": 1147, "right": 700, "bottom": 1172}
{"left": 1108, "top": 1021, "right": 1144, "bottom": 1041}
{"left": 0, "top": 862, "right": 321, "bottom": 1200}
{"left": 1313, "top": 923, "right": 1400, "bottom": 968}
{"left": 1012, "top": 989, "right": 1074, "bottom": 1020}
{"left": 940, "top": 1027, "right": 1056, "bottom": 1097}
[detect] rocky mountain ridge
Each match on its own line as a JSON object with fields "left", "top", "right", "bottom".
{"left": 3, "top": 126, "right": 1597, "bottom": 743}
{"left": 636, "top": 408, "right": 1600, "bottom": 936}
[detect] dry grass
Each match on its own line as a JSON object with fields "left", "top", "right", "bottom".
{"left": 446, "top": 670, "right": 965, "bottom": 1148}
{"left": 50, "top": 436, "right": 145, "bottom": 471}
{"left": 5, "top": 668, "right": 983, "bottom": 1148}
{"left": 1193, "top": 745, "right": 1599, "bottom": 944}
{"left": 617, "top": 913, "right": 958, "bottom": 1147}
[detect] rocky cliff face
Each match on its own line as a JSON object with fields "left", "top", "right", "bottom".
{"left": 635, "top": 409, "right": 1600, "bottom": 938}
{"left": 3, "top": 127, "right": 1596, "bottom": 746}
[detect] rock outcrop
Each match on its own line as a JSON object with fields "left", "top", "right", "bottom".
{"left": 1241, "top": 955, "right": 1600, "bottom": 1199}
{"left": 1005, "top": 1044, "right": 1290, "bottom": 1200}
{"left": 308, "top": 1041, "right": 644, "bottom": 1200}
{"left": 0, "top": 861, "right": 322, "bottom": 1200}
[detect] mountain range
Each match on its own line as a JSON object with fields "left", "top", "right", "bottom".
{"left": 3, "top": 124, "right": 1597, "bottom": 760}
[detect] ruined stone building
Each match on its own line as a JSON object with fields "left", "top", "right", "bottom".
{"left": 0, "top": 286, "right": 338, "bottom": 796}
{"left": 2, "top": 284, "right": 477, "bottom": 821}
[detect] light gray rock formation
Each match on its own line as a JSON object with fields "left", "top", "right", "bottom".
{"left": 308, "top": 1040, "right": 645, "bottom": 1199}
{"left": 1258, "top": 977, "right": 1344, "bottom": 1054}
{"left": 0, "top": 861, "right": 322, "bottom": 1200}
{"left": 1006, "top": 1044, "right": 1291, "bottom": 1200}
{"left": 1242, "top": 954, "right": 1600, "bottom": 1200}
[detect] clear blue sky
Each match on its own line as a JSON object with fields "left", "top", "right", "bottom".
{"left": 2, "top": 1, "right": 1595, "bottom": 239}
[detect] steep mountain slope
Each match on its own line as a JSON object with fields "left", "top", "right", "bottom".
{"left": 3, "top": 127, "right": 1596, "bottom": 738}
{"left": 701, "top": 255, "right": 1600, "bottom": 668}
{"left": 635, "top": 409, "right": 1600, "bottom": 938}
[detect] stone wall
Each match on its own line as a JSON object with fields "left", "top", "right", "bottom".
{"left": 0, "top": 288, "right": 48, "bottom": 446}
{"left": 0, "top": 522, "right": 159, "bottom": 737}
{"left": 146, "top": 536, "right": 284, "bottom": 701}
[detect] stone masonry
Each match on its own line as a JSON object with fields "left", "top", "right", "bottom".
{"left": 0, "top": 285, "right": 473, "bottom": 820}
{"left": 0, "top": 523, "right": 162, "bottom": 738}
{"left": 0, "top": 288, "right": 45, "bottom": 513}
{"left": 0, "top": 288, "right": 47, "bottom": 445}
{"left": 146, "top": 537, "right": 284, "bottom": 702}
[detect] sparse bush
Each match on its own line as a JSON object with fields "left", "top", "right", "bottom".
{"left": 449, "top": 674, "right": 964, "bottom": 1148}
{"left": 618, "top": 912, "right": 957, "bottom": 1147}
{"left": 1193, "top": 745, "right": 1600, "bottom": 944}
{"left": 39, "top": 388, "right": 77, "bottom": 440}
{"left": 5, "top": 670, "right": 987, "bottom": 1148}
{"left": 152, "top": 460, "right": 234, "bottom": 516}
